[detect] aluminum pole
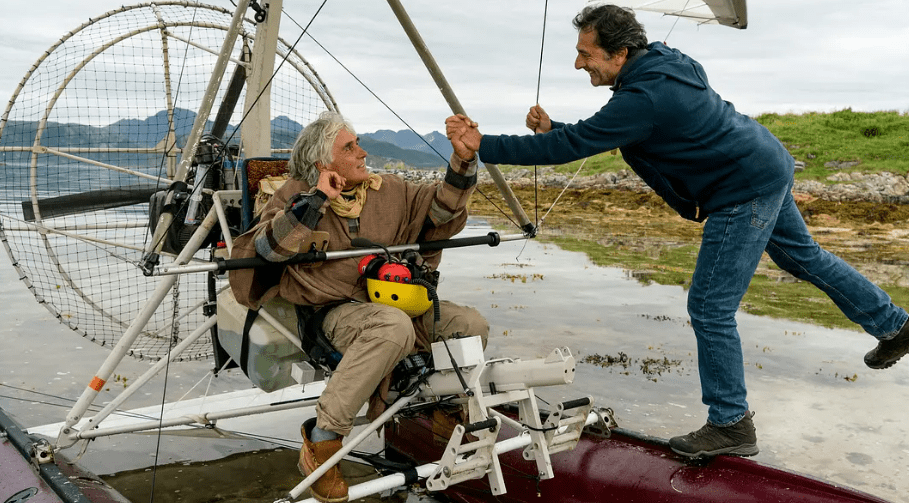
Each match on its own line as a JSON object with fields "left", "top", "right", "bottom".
{"left": 147, "top": 0, "right": 252, "bottom": 253}
{"left": 385, "top": 0, "right": 535, "bottom": 236}
{"left": 286, "top": 411, "right": 600, "bottom": 503}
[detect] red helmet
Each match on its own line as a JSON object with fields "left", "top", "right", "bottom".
{"left": 358, "top": 254, "right": 382, "bottom": 275}
{"left": 378, "top": 262, "right": 412, "bottom": 283}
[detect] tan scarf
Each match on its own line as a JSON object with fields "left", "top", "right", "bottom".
{"left": 328, "top": 174, "right": 382, "bottom": 218}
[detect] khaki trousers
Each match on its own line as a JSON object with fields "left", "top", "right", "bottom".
{"left": 315, "top": 301, "right": 488, "bottom": 436}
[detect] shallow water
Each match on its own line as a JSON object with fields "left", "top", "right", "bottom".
{"left": 1, "top": 218, "right": 907, "bottom": 502}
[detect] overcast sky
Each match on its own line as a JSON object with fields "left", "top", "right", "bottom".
{"left": 2, "top": 0, "right": 907, "bottom": 136}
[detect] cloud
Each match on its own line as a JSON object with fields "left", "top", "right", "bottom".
{"left": 2, "top": 0, "right": 906, "bottom": 137}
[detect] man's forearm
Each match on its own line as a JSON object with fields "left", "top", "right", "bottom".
{"left": 254, "top": 189, "right": 328, "bottom": 261}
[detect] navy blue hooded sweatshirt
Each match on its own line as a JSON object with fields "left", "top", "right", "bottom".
{"left": 477, "top": 42, "right": 794, "bottom": 222}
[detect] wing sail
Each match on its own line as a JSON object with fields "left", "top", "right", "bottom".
{"left": 593, "top": 0, "right": 747, "bottom": 29}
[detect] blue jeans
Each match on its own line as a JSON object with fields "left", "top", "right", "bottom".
{"left": 687, "top": 178, "right": 908, "bottom": 426}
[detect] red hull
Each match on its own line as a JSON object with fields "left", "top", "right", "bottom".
{"left": 385, "top": 412, "right": 891, "bottom": 503}
{"left": 1, "top": 407, "right": 130, "bottom": 503}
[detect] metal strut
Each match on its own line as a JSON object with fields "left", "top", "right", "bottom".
{"left": 385, "top": 0, "right": 536, "bottom": 237}
{"left": 278, "top": 337, "right": 602, "bottom": 503}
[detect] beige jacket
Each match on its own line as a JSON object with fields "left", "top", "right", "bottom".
{"left": 229, "top": 154, "right": 477, "bottom": 309}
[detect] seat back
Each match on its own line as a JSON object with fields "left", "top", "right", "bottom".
{"left": 239, "top": 157, "right": 289, "bottom": 231}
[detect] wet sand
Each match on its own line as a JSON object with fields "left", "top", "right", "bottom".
{"left": 1, "top": 219, "right": 906, "bottom": 502}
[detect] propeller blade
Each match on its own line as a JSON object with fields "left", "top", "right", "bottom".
{"left": 21, "top": 185, "right": 159, "bottom": 221}
{"left": 210, "top": 47, "right": 250, "bottom": 141}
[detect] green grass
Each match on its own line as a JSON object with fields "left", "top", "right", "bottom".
{"left": 754, "top": 109, "right": 909, "bottom": 180}
{"left": 499, "top": 109, "right": 909, "bottom": 181}
{"left": 498, "top": 148, "right": 630, "bottom": 177}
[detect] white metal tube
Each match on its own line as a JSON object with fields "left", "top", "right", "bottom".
{"left": 148, "top": 0, "right": 251, "bottom": 253}
{"left": 28, "top": 221, "right": 145, "bottom": 231}
{"left": 290, "top": 411, "right": 600, "bottom": 503}
{"left": 447, "top": 455, "right": 489, "bottom": 478}
{"left": 152, "top": 2, "right": 179, "bottom": 180}
{"left": 489, "top": 408, "right": 524, "bottom": 431}
{"left": 39, "top": 146, "right": 172, "bottom": 185}
{"left": 293, "top": 463, "right": 440, "bottom": 503}
{"left": 61, "top": 207, "right": 220, "bottom": 435}
{"left": 157, "top": 261, "right": 226, "bottom": 275}
{"left": 173, "top": 2, "right": 249, "bottom": 181}
{"left": 241, "top": 0, "right": 282, "bottom": 158}
{"left": 421, "top": 354, "right": 574, "bottom": 397}
{"left": 12, "top": 223, "right": 149, "bottom": 253}
{"left": 0, "top": 146, "right": 182, "bottom": 153}
{"left": 0, "top": 222, "right": 144, "bottom": 232}
{"left": 144, "top": 284, "right": 227, "bottom": 340}
{"left": 385, "top": 0, "right": 532, "bottom": 233}
{"left": 212, "top": 191, "right": 236, "bottom": 253}
{"left": 286, "top": 391, "right": 420, "bottom": 500}
{"left": 551, "top": 430, "right": 582, "bottom": 446}
{"left": 165, "top": 29, "right": 251, "bottom": 66}
{"left": 80, "top": 316, "right": 216, "bottom": 432}
{"left": 78, "top": 395, "right": 320, "bottom": 440}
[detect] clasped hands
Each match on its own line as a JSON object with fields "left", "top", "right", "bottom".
{"left": 445, "top": 105, "right": 553, "bottom": 160}
{"left": 445, "top": 114, "right": 480, "bottom": 161}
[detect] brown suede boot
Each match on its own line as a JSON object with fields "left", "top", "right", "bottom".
{"left": 298, "top": 419, "right": 348, "bottom": 503}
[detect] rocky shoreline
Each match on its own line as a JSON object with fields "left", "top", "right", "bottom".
{"left": 379, "top": 164, "right": 909, "bottom": 204}
{"left": 377, "top": 162, "right": 909, "bottom": 294}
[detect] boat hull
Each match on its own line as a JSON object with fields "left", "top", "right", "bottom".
{"left": 385, "top": 411, "right": 891, "bottom": 503}
{"left": 1, "top": 407, "right": 130, "bottom": 503}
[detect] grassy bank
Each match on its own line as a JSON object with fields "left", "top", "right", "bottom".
{"left": 503, "top": 109, "right": 909, "bottom": 180}
{"left": 756, "top": 109, "right": 909, "bottom": 179}
{"left": 472, "top": 110, "right": 909, "bottom": 331}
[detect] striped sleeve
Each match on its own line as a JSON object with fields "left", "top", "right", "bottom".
{"left": 428, "top": 153, "right": 478, "bottom": 227}
{"left": 254, "top": 190, "right": 327, "bottom": 262}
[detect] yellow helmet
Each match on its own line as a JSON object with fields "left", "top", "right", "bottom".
{"left": 366, "top": 278, "right": 432, "bottom": 317}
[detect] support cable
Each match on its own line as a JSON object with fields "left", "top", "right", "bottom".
{"left": 663, "top": 0, "right": 692, "bottom": 42}
{"left": 533, "top": 0, "right": 550, "bottom": 229}
{"left": 281, "top": 8, "right": 525, "bottom": 231}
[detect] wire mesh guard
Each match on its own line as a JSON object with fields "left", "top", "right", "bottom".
{"left": 0, "top": 2, "right": 336, "bottom": 361}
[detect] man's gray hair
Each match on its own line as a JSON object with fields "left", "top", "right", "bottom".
{"left": 573, "top": 4, "right": 648, "bottom": 57}
{"left": 287, "top": 111, "right": 356, "bottom": 184}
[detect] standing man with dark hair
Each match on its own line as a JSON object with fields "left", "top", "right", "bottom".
{"left": 447, "top": 4, "right": 909, "bottom": 459}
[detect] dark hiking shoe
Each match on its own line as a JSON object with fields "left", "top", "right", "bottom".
{"left": 669, "top": 411, "right": 759, "bottom": 458}
{"left": 865, "top": 320, "right": 909, "bottom": 369}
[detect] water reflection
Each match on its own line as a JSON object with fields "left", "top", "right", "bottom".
{"left": 0, "top": 219, "right": 905, "bottom": 502}
{"left": 441, "top": 220, "right": 907, "bottom": 502}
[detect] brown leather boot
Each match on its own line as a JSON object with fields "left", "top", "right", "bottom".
{"left": 298, "top": 419, "right": 348, "bottom": 503}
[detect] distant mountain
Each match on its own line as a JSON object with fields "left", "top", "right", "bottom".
{"left": 358, "top": 136, "right": 446, "bottom": 169}
{"left": 0, "top": 111, "right": 447, "bottom": 169}
{"left": 362, "top": 129, "right": 452, "bottom": 165}
{"left": 107, "top": 108, "right": 199, "bottom": 145}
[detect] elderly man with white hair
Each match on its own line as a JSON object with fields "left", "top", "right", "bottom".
{"left": 230, "top": 111, "right": 488, "bottom": 503}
